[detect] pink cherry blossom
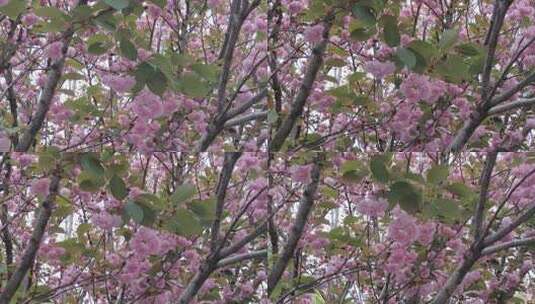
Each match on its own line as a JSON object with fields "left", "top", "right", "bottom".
{"left": 304, "top": 24, "right": 324, "bottom": 44}
{"left": 388, "top": 208, "right": 420, "bottom": 245}
{"left": 356, "top": 194, "right": 388, "bottom": 217}
{"left": 46, "top": 41, "right": 64, "bottom": 60}
{"left": 31, "top": 178, "right": 51, "bottom": 197}
{"left": 364, "top": 60, "right": 396, "bottom": 79}
{"left": 290, "top": 164, "right": 313, "bottom": 183}
{"left": 102, "top": 74, "right": 136, "bottom": 93}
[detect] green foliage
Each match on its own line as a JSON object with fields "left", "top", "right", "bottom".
{"left": 133, "top": 62, "right": 168, "bottom": 96}
{"left": 439, "top": 27, "right": 459, "bottom": 50}
{"left": 426, "top": 164, "right": 449, "bottom": 185}
{"left": 170, "top": 183, "right": 196, "bottom": 206}
{"left": 395, "top": 47, "right": 417, "bottom": 70}
{"left": 435, "top": 54, "right": 470, "bottom": 83}
{"left": 117, "top": 34, "right": 138, "bottom": 61}
{"left": 388, "top": 181, "right": 422, "bottom": 214}
{"left": 407, "top": 40, "right": 438, "bottom": 73}
{"left": 423, "top": 198, "right": 463, "bottom": 224}
{"left": 340, "top": 160, "right": 368, "bottom": 183}
{"left": 109, "top": 174, "right": 128, "bottom": 200}
{"left": 352, "top": 4, "right": 376, "bottom": 26}
{"left": 80, "top": 153, "right": 105, "bottom": 177}
{"left": 0, "top": 0, "right": 26, "bottom": 19}
{"left": 87, "top": 34, "right": 113, "bottom": 55}
{"left": 370, "top": 155, "right": 390, "bottom": 183}
{"left": 103, "top": 0, "right": 130, "bottom": 10}
{"left": 78, "top": 171, "right": 105, "bottom": 192}
{"left": 123, "top": 200, "right": 157, "bottom": 226}
{"left": 382, "top": 15, "right": 400, "bottom": 47}
{"left": 445, "top": 182, "right": 475, "bottom": 199}
{"left": 162, "top": 208, "right": 203, "bottom": 237}
{"left": 178, "top": 73, "right": 212, "bottom": 98}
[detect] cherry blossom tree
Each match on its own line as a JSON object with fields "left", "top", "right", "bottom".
{"left": 0, "top": 0, "right": 535, "bottom": 303}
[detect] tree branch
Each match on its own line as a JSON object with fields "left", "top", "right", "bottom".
{"left": 487, "top": 97, "right": 535, "bottom": 116}
{"left": 267, "top": 159, "right": 321, "bottom": 294}
{"left": 224, "top": 111, "right": 268, "bottom": 128}
{"left": 211, "top": 152, "right": 241, "bottom": 253}
{"left": 224, "top": 88, "right": 268, "bottom": 120}
{"left": 15, "top": 0, "right": 89, "bottom": 151}
{"left": 269, "top": 16, "right": 333, "bottom": 152}
{"left": 216, "top": 249, "right": 267, "bottom": 268}
{"left": 481, "top": 236, "right": 535, "bottom": 256}
{"left": 430, "top": 252, "right": 479, "bottom": 304}
{"left": 481, "top": 0, "right": 512, "bottom": 100}
{"left": 447, "top": 0, "right": 513, "bottom": 152}
{"left": 0, "top": 174, "right": 60, "bottom": 304}
{"left": 474, "top": 152, "right": 497, "bottom": 242}
{"left": 483, "top": 203, "right": 535, "bottom": 247}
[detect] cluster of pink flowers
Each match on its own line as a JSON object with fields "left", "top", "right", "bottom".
{"left": 92, "top": 212, "right": 122, "bottom": 231}
{"left": 102, "top": 74, "right": 136, "bottom": 93}
{"left": 303, "top": 24, "right": 325, "bottom": 44}
{"left": 364, "top": 60, "right": 396, "bottom": 79}
{"left": 46, "top": 41, "right": 64, "bottom": 60}
{"left": 31, "top": 177, "right": 51, "bottom": 197}
{"left": 388, "top": 208, "right": 420, "bottom": 245}
{"left": 290, "top": 164, "right": 313, "bottom": 183}
{"left": 356, "top": 194, "right": 388, "bottom": 217}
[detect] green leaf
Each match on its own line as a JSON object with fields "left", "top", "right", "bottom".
{"left": 439, "top": 27, "right": 459, "bottom": 50}
{"left": 87, "top": 34, "right": 111, "bottom": 55}
{"left": 147, "top": 0, "right": 166, "bottom": 8}
{"left": 407, "top": 40, "right": 438, "bottom": 72}
{"left": 109, "top": 175, "right": 128, "bottom": 200}
{"left": 423, "top": 198, "right": 462, "bottom": 223}
{"left": 170, "top": 183, "right": 196, "bottom": 205}
{"left": 189, "top": 198, "right": 216, "bottom": 224}
{"left": 350, "top": 27, "right": 376, "bottom": 41}
{"left": 370, "top": 155, "right": 389, "bottom": 183}
{"left": 382, "top": 15, "right": 400, "bottom": 47}
{"left": 124, "top": 200, "right": 144, "bottom": 224}
{"left": 35, "top": 6, "right": 70, "bottom": 20}
{"left": 426, "top": 165, "right": 449, "bottom": 185}
{"left": 93, "top": 10, "right": 117, "bottom": 31}
{"left": 104, "top": 0, "right": 130, "bottom": 10}
{"left": 395, "top": 47, "right": 417, "bottom": 69}
{"left": 445, "top": 182, "right": 474, "bottom": 199}
{"left": 179, "top": 73, "right": 211, "bottom": 98}
{"left": 164, "top": 208, "right": 203, "bottom": 237}
{"left": 388, "top": 181, "right": 422, "bottom": 214}
{"left": 78, "top": 171, "right": 105, "bottom": 192}
{"left": 455, "top": 43, "right": 483, "bottom": 57}
{"left": 80, "top": 153, "right": 105, "bottom": 177}
{"left": 0, "top": 0, "right": 26, "bottom": 19}
{"left": 435, "top": 54, "right": 469, "bottom": 83}
{"left": 407, "top": 40, "right": 438, "bottom": 62}
{"left": 191, "top": 63, "right": 219, "bottom": 83}
{"left": 77, "top": 223, "right": 91, "bottom": 240}
{"left": 134, "top": 62, "right": 168, "bottom": 95}
{"left": 118, "top": 36, "right": 137, "bottom": 61}
{"left": 137, "top": 201, "right": 157, "bottom": 227}
{"left": 352, "top": 4, "right": 376, "bottom": 26}
{"left": 340, "top": 160, "right": 368, "bottom": 183}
